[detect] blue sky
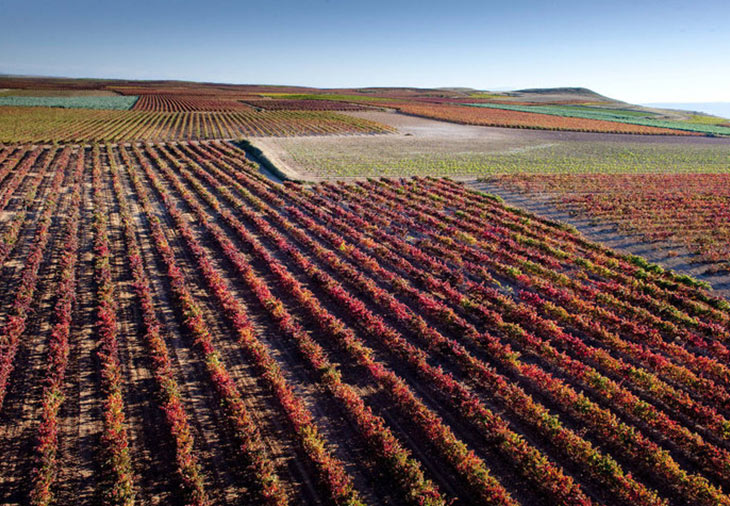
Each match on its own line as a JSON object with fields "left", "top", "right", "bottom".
{"left": 1, "top": 0, "right": 728, "bottom": 104}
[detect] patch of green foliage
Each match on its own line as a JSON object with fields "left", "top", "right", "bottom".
{"left": 280, "top": 140, "right": 730, "bottom": 178}
{"left": 468, "top": 92, "right": 509, "bottom": 99}
{"left": 0, "top": 95, "right": 138, "bottom": 110}
{"left": 688, "top": 114, "right": 730, "bottom": 125}
{"left": 561, "top": 105, "right": 659, "bottom": 117}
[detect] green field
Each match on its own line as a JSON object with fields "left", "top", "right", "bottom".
{"left": 269, "top": 137, "right": 730, "bottom": 178}
{"left": 0, "top": 95, "right": 138, "bottom": 110}
{"left": 464, "top": 103, "right": 730, "bottom": 136}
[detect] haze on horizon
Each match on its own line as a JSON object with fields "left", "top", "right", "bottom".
{"left": 1, "top": 0, "right": 728, "bottom": 105}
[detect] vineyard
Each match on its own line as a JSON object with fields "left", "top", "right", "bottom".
{"left": 239, "top": 99, "right": 371, "bottom": 111}
{"left": 0, "top": 108, "right": 393, "bottom": 143}
{"left": 131, "top": 95, "right": 254, "bottom": 112}
{"left": 2, "top": 78, "right": 729, "bottom": 139}
{"left": 394, "top": 103, "right": 703, "bottom": 135}
{"left": 465, "top": 103, "right": 730, "bottom": 136}
{"left": 1, "top": 139, "right": 730, "bottom": 505}
{"left": 489, "top": 173, "right": 730, "bottom": 269}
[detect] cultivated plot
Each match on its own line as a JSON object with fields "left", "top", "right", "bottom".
{"left": 1, "top": 141, "right": 730, "bottom": 506}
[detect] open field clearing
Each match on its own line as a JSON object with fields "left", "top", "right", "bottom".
{"left": 249, "top": 110, "right": 730, "bottom": 179}
{"left": 0, "top": 108, "right": 393, "bottom": 143}
{"left": 484, "top": 173, "right": 730, "bottom": 274}
{"left": 2, "top": 140, "right": 730, "bottom": 505}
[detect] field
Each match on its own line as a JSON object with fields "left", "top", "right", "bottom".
{"left": 249, "top": 110, "right": 730, "bottom": 178}
{"left": 488, "top": 173, "right": 730, "bottom": 270}
{"left": 1, "top": 78, "right": 728, "bottom": 138}
{"left": 0, "top": 96, "right": 139, "bottom": 110}
{"left": 1, "top": 77, "right": 730, "bottom": 506}
{"left": 239, "top": 99, "right": 371, "bottom": 111}
{"left": 465, "top": 103, "right": 730, "bottom": 136}
{"left": 253, "top": 92, "right": 726, "bottom": 137}
{"left": 0, "top": 108, "right": 393, "bottom": 143}
{"left": 394, "top": 103, "right": 703, "bottom": 135}
{"left": 0, "top": 138, "right": 730, "bottom": 506}
{"left": 131, "top": 95, "right": 254, "bottom": 112}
